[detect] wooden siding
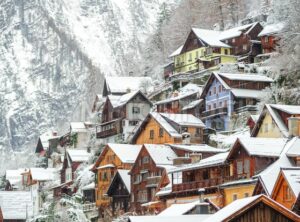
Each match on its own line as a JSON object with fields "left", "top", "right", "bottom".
{"left": 256, "top": 112, "right": 285, "bottom": 138}
{"left": 223, "top": 184, "right": 256, "bottom": 206}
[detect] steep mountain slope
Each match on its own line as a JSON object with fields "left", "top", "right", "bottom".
{"left": 0, "top": 0, "right": 180, "bottom": 154}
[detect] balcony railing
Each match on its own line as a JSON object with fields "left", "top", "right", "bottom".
{"left": 96, "top": 119, "right": 122, "bottom": 138}
{"left": 146, "top": 176, "right": 161, "bottom": 188}
{"left": 96, "top": 128, "right": 118, "bottom": 138}
{"left": 172, "top": 176, "right": 234, "bottom": 193}
{"left": 202, "top": 107, "right": 228, "bottom": 118}
{"left": 234, "top": 105, "right": 258, "bottom": 114}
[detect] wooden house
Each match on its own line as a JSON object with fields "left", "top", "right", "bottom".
{"left": 200, "top": 72, "right": 273, "bottom": 131}
{"left": 204, "top": 194, "right": 300, "bottom": 222}
{"left": 106, "top": 170, "right": 131, "bottom": 216}
{"left": 131, "top": 112, "right": 206, "bottom": 145}
{"left": 35, "top": 131, "right": 59, "bottom": 156}
{"left": 271, "top": 168, "right": 300, "bottom": 212}
{"left": 102, "top": 76, "right": 153, "bottom": 97}
{"left": 251, "top": 104, "right": 300, "bottom": 138}
{"left": 256, "top": 22, "right": 285, "bottom": 61}
{"left": 130, "top": 144, "right": 177, "bottom": 213}
{"left": 0, "top": 207, "right": 2, "bottom": 222}
{"left": 163, "top": 62, "right": 174, "bottom": 79}
{"left": 91, "top": 144, "right": 142, "bottom": 210}
{"left": 246, "top": 114, "right": 259, "bottom": 133}
{"left": 96, "top": 90, "right": 152, "bottom": 143}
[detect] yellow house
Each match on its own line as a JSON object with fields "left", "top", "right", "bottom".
{"left": 251, "top": 104, "right": 300, "bottom": 138}
{"left": 91, "top": 144, "right": 142, "bottom": 208}
{"left": 170, "top": 28, "right": 236, "bottom": 74}
{"left": 130, "top": 112, "right": 206, "bottom": 145}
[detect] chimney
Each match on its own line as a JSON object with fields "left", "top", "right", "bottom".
{"left": 288, "top": 117, "right": 300, "bottom": 137}
{"left": 182, "top": 132, "right": 191, "bottom": 144}
{"left": 190, "top": 153, "right": 202, "bottom": 163}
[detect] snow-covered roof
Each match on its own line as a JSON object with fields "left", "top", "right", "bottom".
{"left": 160, "top": 113, "right": 206, "bottom": 128}
{"left": 202, "top": 195, "right": 261, "bottom": 222}
{"left": 5, "top": 169, "right": 25, "bottom": 186}
{"left": 182, "top": 99, "right": 203, "bottom": 111}
{"left": 270, "top": 104, "right": 300, "bottom": 115}
{"left": 155, "top": 91, "right": 197, "bottom": 105}
{"left": 180, "top": 83, "right": 202, "bottom": 94}
{"left": 255, "top": 137, "right": 296, "bottom": 195}
{"left": 219, "top": 23, "right": 258, "bottom": 40}
{"left": 0, "top": 191, "right": 33, "bottom": 219}
{"left": 169, "top": 45, "right": 184, "bottom": 58}
{"left": 192, "top": 28, "right": 230, "bottom": 48}
{"left": 144, "top": 144, "right": 178, "bottom": 165}
{"left": 108, "top": 90, "right": 151, "bottom": 108}
{"left": 286, "top": 138, "right": 300, "bottom": 157}
{"left": 231, "top": 88, "right": 266, "bottom": 99}
{"left": 107, "top": 143, "right": 142, "bottom": 164}
{"left": 170, "top": 152, "right": 229, "bottom": 173}
{"left": 67, "top": 149, "right": 91, "bottom": 162}
{"left": 39, "top": 131, "right": 58, "bottom": 150}
{"left": 97, "top": 164, "right": 115, "bottom": 169}
{"left": 30, "top": 168, "right": 58, "bottom": 181}
{"left": 258, "top": 22, "right": 285, "bottom": 37}
{"left": 150, "top": 112, "right": 182, "bottom": 138}
{"left": 218, "top": 73, "right": 273, "bottom": 82}
{"left": 220, "top": 178, "right": 257, "bottom": 188}
{"left": 169, "top": 144, "right": 226, "bottom": 153}
{"left": 82, "top": 182, "right": 95, "bottom": 190}
{"left": 129, "top": 215, "right": 210, "bottom": 222}
{"left": 105, "top": 76, "right": 152, "bottom": 94}
{"left": 234, "top": 137, "right": 287, "bottom": 157}
{"left": 281, "top": 168, "right": 300, "bottom": 197}
{"left": 158, "top": 200, "right": 207, "bottom": 216}
{"left": 118, "top": 169, "right": 131, "bottom": 192}
{"left": 70, "top": 122, "right": 87, "bottom": 133}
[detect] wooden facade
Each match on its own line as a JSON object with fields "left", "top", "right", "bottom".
{"left": 132, "top": 112, "right": 204, "bottom": 145}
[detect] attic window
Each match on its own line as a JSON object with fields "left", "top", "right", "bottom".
{"left": 150, "top": 130, "right": 154, "bottom": 139}
{"left": 159, "top": 128, "right": 164, "bottom": 137}
{"left": 283, "top": 186, "right": 293, "bottom": 201}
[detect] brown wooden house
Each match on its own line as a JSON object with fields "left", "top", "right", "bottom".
{"left": 206, "top": 194, "right": 300, "bottom": 222}
{"left": 96, "top": 90, "right": 152, "bottom": 143}
{"left": 106, "top": 169, "right": 131, "bottom": 216}
{"left": 131, "top": 112, "right": 206, "bottom": 145}
{"left": 271, "top": 168, "right": 300, "bottom": 213}
{"left": 91, "top": 144, "right": 142, "bottom": 212}
{"left": 130, "top": 144, "right": 177, "bottom": 213}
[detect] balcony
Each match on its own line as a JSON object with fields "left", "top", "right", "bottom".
{"left": 146, "top": 176, "right": 161, "bottom": 188}
{"left": 172, "top": 176, "right": 234, "bottom": 193}
{"left": 234, "top": 105, "right": 258, "bottom": 114}
{"left": 202, "top": 107, "right": 228, "bottom": 118}
{"left": 96, "top": 119, "right": 122, "bottom": 138}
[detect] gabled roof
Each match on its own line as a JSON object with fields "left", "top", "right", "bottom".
{"left": 253, "top": 137, "right": 297, "bottom": 196}
{"left": 168, "top": 144, "right": 226, "bottom": 154}
{"left": 170, "top": 152, "right": 229, "bottom": 173}
{"left": 67, "top": 149, "right": 91, "bottom": 162}
{"left": 160, "top": 113, "right": 206, "bottom": 128}
{"left": 129, "top": 215, "right": 210, "bottom": 222}
{"left": 0, "top": 191, "right": 33, "bottom": 219}
{"left": 143, "top": 144, "right": 177, "bottom": 166}
{"left": 155, "top": 91, "right": 198, "bottom": 105}
{"left": 202, "top": 194, "right": 300, "bottom": 222}
{"left": 218, "top": 73, "right": 273, "bottom": 82}
{"left": 258, "top": 22, "right": 285, "bottom": 37}
{"left": 91, "top": 144, "right": 142, "bottom": 172}
{"left": 5, "top": 169, "right": 25, "bottom": 186}
{"left": 251, "top": 104, "right": 300, "bottom": 138}
{"left": 104, "top": 76, "right": 153, "bottom": 95}
{"left": 169, "top": 45, "right": 184, "bottom": 58}
{"left": 107, "top": 169, "right": 131, "bottom": 196}
{"left": 182, "top": 99, "right": 203, "bottom": 111}
{"left": 192, "top": 28, "right": 230, "bottom": 48}
{"left": 228, "top": 137, "right": 288, "bottom": 159}
{"left": 273, "top": 168, "right": 300, "bottom": 199}
{"left": 219, "top": 22, "right": 259, "bottom": 40}
{"left": 286, "top": 138, "right": 300, "bottom": 157}
{"left": 108, "top": 90, "right": 152, "bottom": 108}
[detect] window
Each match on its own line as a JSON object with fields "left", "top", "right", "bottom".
{"left": 237, "top": 160, "right": 243, "bottom": 175}
{"left": 219, "top": 101, "right": 222, "bottom": 107}
{"left": 213, "top": 103, "right": 216, "bottom": 109}
{"left": 265, "top": 36, "right": 269, "bottom": 42}
{"left": 132, "top": 107, "right": 140, "bottom": 114}
{"left": 232, "top": 38, "right": 235, "bottom": 43}
{"left": 243, "top": 44, "right": 247, "bottom": 50}
{"left": 196, "top": 128, "right": 201, "bottom": 136}
{"left": 264, "top": 123, "right": 268, "bottom": 133}
{"left": 244, "top": 193, "right": 249, "bottom": 198}
{"left": 150, "top": 130, "right": 154, "bottom": 139}
{"left": 224, "top": 49, "right": 228, "bottom": 55}
{"left": 209, "top": 91, "right": 212, "bottom": 96}
{"left": 284, "top": 186, "right": 293, "bottom": 201}
{"left": 159, "top": 128, "right": 164, "bottom": 137}
{"left": 177, "top": 57, "right": 180, "bottom": 64}
{"left": 196, "top": 51, "right": 199, "bottom": 58}
{"left": 224, "top": 100, "right": 227, "bottom": 107}
{"left": 219, "top": 85, "right": 222, "bottom": 93}
{"left": 232, "top": 194, "right": 238, "bottom": 201}
{"left": 213, "top": 87, "right": 216, "bottom": 94}
{"left": 182, "top": 127, "right": 188, "bottom": 133}
{"left": 142, "top": 156, "right": 150, "bottom": 164}
{"left": 189, "top": 53, "right": 192, "bottom": 61}
{"left": 208, "top": 105, "right": 211, "bottom": 110}
{"left": 129, "top": 120, "right": 139, "bottom": 126}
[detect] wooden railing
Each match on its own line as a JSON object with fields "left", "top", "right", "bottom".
{"left": 96, "top": 128, "right": 118, "bottom": 138}
{"left": 146, "top": 176, "right": 161, "bottom": 188}
{"left": 202, "top": 107, "right": 228, "bottom": 118}
{"left": 172, "top": 176, "right": 234, "bottom": 193}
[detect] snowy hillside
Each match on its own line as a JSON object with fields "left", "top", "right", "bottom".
{"left": 0, "top": 0, "right": 180, "bottom": 153}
